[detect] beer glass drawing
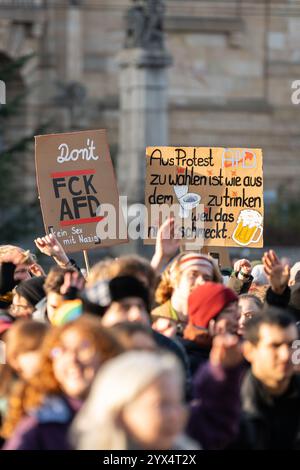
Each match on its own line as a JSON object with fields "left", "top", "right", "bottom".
{"left": 232, "top": 210, "right": 263, "bottom": 246}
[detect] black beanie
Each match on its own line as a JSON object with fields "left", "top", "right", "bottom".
{"left": 109, "top": 276, "right": 150, "bottom": 311}
{"left": 84, "top": 275, "right": 150, "bottom": 316}
{"left": 15, "top": 276, "right": 46, "bottom": 307}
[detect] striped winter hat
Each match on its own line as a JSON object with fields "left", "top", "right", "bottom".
{"left": 177, "top": 253, "right": 215, "bottom": 277}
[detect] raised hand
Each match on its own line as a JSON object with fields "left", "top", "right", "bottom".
{"left": 234, "top": 258, "right": 252, "bottom": 276}
{"left": 29, "top": 263, "right": 46, "bottom": 277}
{"left": 151, "top": 217, "right": 180, "bottom": 271}
{"left": 34, "top": 234, "right": 70, "bottom": 267}
{"left": 262, "top": 249, "right": 290, "bottom": 295}
{"left": 210, "top": 334, "right": 243, "bottom": 369}
{"left": 60, "top": 271, "right": 85, "bottom": 297}
{"left": 151, "top": 317, "right": 177, "bottom": 338}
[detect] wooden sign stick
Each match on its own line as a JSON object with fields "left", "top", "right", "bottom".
{"left": 83, "top": 250, "right": 91, "bottom": 275}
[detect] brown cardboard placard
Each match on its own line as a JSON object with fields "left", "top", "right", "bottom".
{"left": 205, "top": 247, "right": 231, "bottom": 269}
{"left": 35, "top": 129, "right": 128, "bottom": 253}
{"left": 145, "top": 147, "right": 264, "bottom": 249}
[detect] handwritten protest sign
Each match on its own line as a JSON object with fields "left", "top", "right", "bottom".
{"left": 35, "top": 129, "right": 127, "bottom": 253}
{"left": 145, "top": 147, "right": 264, "bottom": 248}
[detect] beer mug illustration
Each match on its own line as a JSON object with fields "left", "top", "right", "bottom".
{"left": 232, "top": 210, "right": 263, "bottom": 246}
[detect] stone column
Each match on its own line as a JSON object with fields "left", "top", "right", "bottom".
{"left": 117, "top": 47, "right": 172, "bottom": 204}
{"left": 65, "top": 3, "right": 83, "bottom": 83}
{"left": 115, "top": 1, "right": 172, "bottom": 255}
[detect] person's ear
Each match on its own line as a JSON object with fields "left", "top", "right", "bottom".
{"left": 242, "top": 340, "right": 256, "bottom": 364}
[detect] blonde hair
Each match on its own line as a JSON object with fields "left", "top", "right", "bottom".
{"left": 155, "top": 262, "right": 174, "bottom": 305}
{"left": 86, "top": 258, "right": 114, "bottom": 287}
{"left": 71, "top": 351, "right": 184, "bottom": 450}
{"left": 155, "top": 252, "right": 223, "bottom": 305}
{"left": 0, "top": 245, "right": 36, "bottom": 265}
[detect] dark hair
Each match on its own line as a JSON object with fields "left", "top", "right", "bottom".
{"left": 109, "top": 322, "right": 156, "bottom": 351}
{"left": 244, "top": 308, "right": 296, "bottom": 345}
{"left": 239, "top": 294, "right": 263, "bottom": 310}
{"left": 110, "top": 321, "right": 154, "bottom": 338}
{"left": 15, "top": 277, "right": 46, "bottom": 308}
{"left": 44, "top": 266, "right": 76, "bottom": 295}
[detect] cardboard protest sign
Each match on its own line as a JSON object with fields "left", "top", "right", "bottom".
{"left": 35, "top": 129, "right": 127, "bottom": 253}
{"left": 145, "top": 147, "right": 264, "bottom": 248}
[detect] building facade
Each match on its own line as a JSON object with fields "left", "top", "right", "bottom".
{"left": 1, "top": 0, "right": 300, "bottom": 205}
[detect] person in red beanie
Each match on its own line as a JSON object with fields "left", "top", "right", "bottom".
{"left": 188, "top": 282, "right": 239, "bottom": 335}
{"left": 179, "top": 282, "right": 240, "bottom": 375}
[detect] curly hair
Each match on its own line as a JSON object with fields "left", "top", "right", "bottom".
{"left": 154, "top": 262, "right": 175, "bottom": 305}
{"left": 1, "top": 320, "right": 48, "bottom": 440}
{"left": 155, "top": 252, "right": 223, "bottom": 305}
{"left": 1, "top": 315, "right": 123, "bottom": 439}
{"left": 0, "top": 245, "right": 37, "bottom": 265}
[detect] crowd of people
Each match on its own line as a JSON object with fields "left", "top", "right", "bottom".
{"left": 0, "top": 218, "right": 300, "bottom": 450}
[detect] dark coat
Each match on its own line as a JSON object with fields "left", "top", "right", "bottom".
{"left": 2, "top": 395, "right": 82, "bottom": 450}
{"left": 228, "top": 272, "right": 253, "bottom": 296}
{"left": 231, "top": 371, "right": 300, "bottom": 449}
{"left": 187, "top": 361, "right": 244, "bottom": 449}
{"left": 178, "top": 337, "right": 210, "bottom": 377}
{"left": 0, "top": 262, "right": 15, "bottom": 309}
{"left": 152, "top": 330, "right": 192, "bottom": 399}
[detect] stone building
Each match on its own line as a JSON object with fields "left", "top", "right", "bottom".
{"left": 1, "top": 0, "right": 300, "bottom": 228}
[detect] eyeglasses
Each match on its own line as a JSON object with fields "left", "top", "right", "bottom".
{"left": 10, "top": 303, "right": 32, "bottom": 313}
{"left": 50, "top": 341, "right": 97, "bottom": 365}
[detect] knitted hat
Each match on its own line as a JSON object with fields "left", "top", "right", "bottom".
{"left": 109, "top": 276, "right": 150, "bottom": 310}
{"left": 251, "top": 264, "right": 268, "bottom": 286}
{"left": 176, "top": 253, "right": 214, "bottom": 277}
{"left": 15, "top": 276, "right": 46, "bottom": 307}
{"left": 290, "top": 262, "right": 300, "bottom": 284}
{"left": 290, "top": 282, "right": 300, "bottom": 315}
{"left": 188, "top": 282, "right": 238, "bottom": 328}
{"left": 84, "top": 275, "right": 150, "bottom": 316}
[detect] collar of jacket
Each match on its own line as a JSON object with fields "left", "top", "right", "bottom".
{"left": 29, "top": 395, "right": 82, "bottom": 424}
{"left": 242, "top": 370, "right": 300, "bottom": 418}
